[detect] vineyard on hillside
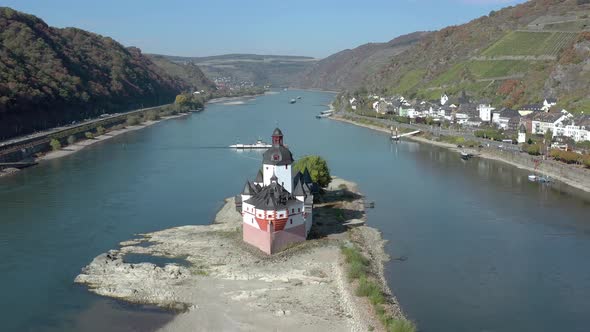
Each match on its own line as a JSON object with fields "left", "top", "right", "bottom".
{"left": 483, "top": 31, "right": 578, "bottom": 57}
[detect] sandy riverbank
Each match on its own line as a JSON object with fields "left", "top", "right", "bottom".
{"left": 75, "top": 178, "right": 406, "bottom": 332}
{"left": 331, "top": 114, "right": 590, "bottom": 193}
{"left": 37, "top": 114, "right": 191, "bottom": 162}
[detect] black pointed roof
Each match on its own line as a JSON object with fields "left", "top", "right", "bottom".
{"left": 293, "top": 180, "right": 305, "bottom": 196}
{"left": 244, "top": 182, "right": 296, "bottom": 210}
{"left": 302, "top": 168, "right": 313, "bottom": 184}
{"left": 242, "top": 181, "right": 256, "bottom": 195}
{"left": 255, "top": 170, "right": 263, "bottom": 182}
{"left": 273, "top": 128, "right": 283, "bottom": 136}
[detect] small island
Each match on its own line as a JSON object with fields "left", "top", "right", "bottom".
{"left": 75, "top": 129, "right": 414, "bottom": 332}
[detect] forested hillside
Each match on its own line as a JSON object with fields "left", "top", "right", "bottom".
{"left": 367, "top": 0, "right": 590, "bottom": 111}
{"left": 295, "top": 32, "right": 428, "bottom": 91}
{"left": 0, "top": 7, "right": 211, "bottom": 140}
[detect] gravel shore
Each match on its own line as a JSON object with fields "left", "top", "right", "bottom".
{"left": 75, "top": 178, "right": 405, "bottom": 332}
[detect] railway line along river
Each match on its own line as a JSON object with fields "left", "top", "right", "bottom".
{"left": 1, "top": 90, "right": 590, "bottom": 331}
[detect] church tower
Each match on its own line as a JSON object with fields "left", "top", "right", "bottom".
{"left": 262, "top": 128, "right": 294, "bottom": 193}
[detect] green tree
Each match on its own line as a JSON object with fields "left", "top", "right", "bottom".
{"left": 96, "top": 126, "right": 106, "bottom": 135}
{"left": 293, "top": 155, "right": 331, "bottom": 188}
{"left": 50, "top": 138, "right": 61, "bottom": 151}
{"left": 175, "top": 94, "right": 189, "bottom": 106}
{"left": 67, "top": 135, "right": 76, "bottom": 145}
{"left": 544, "top": 129, "right": 553, "bottom": 144}
{"left": 126, "top": 115, "right": 140, "bottom": 126}
{"left": 85, "top": 131, "right": 94, "bottom": 139}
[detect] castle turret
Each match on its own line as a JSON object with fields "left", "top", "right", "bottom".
{"left": 262, "top": 128, "right": 294, "bottom": 192}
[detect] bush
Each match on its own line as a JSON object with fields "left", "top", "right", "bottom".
{"left": 67, "top": 135, "right": 76, "bottom": 145}
{"left": 96, "top": 126, "right": 106, "bottom": 136}
{"left": 85, "top": 131, "right": 94, "bottom": 139}
{"left": 584, "top": 155, "right": 590, "bottom": 168}
{"left": 550, "top": 149, "right": 582, "bottom": 164}
{"left": 126, "top": 115, "right": 141, "bottom": 126}
{"left": 387, "top": 319, "right": 417, "bottom": 332}
{"left": 50, "top": 138, "right": 61, "bottom": 151}
{"left": 145, "top": 110, "right": 160, "bottom": 121}
{"left": 523, "top": 143, "right": 542, "bottom": 155}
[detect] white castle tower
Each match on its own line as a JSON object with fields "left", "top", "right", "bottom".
{"left": 262, "top": 128, "right": 293, "bottom": 193}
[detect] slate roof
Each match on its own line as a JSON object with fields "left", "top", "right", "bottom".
{"left": 273, "top": 128, "right": 283, "bottom": 136}
{"left": 520, "top": 103, "right": 543, "bottom": 111}
{"left": 255, "top": 170, "right": 263, "bottom": 183}
{"left": 263, "top": 146, "right": 294, "bottom": 165}
{"left": 244, "top": 182, "right": 297, "bottom": 210}
{"left": 532, "top": 112, "right": 563, "bottom": 122}
{"left": 499, "top": 108, "right": 520, "bottom": 118}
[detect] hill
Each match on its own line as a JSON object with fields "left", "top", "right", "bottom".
{"left": 295, "top": 32, "right": 429, "bottom": 91}
{"left": 0, "top": 7, "right": 211, "bottom": 140}
{"left": 366, "top": 0, "right": 590, "bottom": 111}
{"left": 147, "top": 54, "right": 216, "bottom": 91}
{"left": 156, "top": 54, "right": 318, "bottom": 87}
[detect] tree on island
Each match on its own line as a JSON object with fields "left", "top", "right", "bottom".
{"left": 294, "top": 155, "right": 331, "bottom": 188}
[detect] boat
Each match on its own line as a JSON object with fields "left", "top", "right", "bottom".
{"left": 315, "top": 113, "right": 331, "bottom": 119}
{"left": 296, "top": 96, "right": 302, "bottom": 99}
{"left": 460, "top": 151, "right": 472, "bottom": 160}
{"left": 289, "top": 99, "right": 296, "bottom": 104}
{"left": 528, "top": 174, "right": 552, "bottom": 183}
{"left": 229, "top": 139, "right": 272, "bottom": 149}
{"left": 320, "top": 110, "right": 333, "bottom": 115}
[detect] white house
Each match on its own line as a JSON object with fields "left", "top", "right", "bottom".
{"left": 542, "top": 98, "right": 557, "bottom": 112}
{"left": 478, "top": 102, "right": 495, "bottom": 122}
{"left": 531, "top": 111, "right": 569, "bottom": 136}
{"left": 440, "top": 93, "right": 449, "bottom": 106}
{"left": 555, "top": 114, "right": 590, "bottom": 142}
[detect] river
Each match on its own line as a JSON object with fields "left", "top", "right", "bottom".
{"left": 1, "top": 90, "right": 589, "bottom": 331}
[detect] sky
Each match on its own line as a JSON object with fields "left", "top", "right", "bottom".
{"left": 1, "top": 0, "right": 526, "bottom": 58}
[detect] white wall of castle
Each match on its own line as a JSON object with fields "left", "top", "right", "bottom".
{"left": 263, "top": 163, "right": 293, "bottom": 193}
{"left": 241, "top": 201, "right": 306, "bottom": 231}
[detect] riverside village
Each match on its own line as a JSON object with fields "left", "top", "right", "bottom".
{"left": 349, "top": 92, "right": 589, "bottom": 145}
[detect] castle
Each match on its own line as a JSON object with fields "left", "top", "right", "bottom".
{"left": 235, "top": 128, "right": 316, "bottom": 254}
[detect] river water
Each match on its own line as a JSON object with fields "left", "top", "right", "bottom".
{"left": 1, "top": 90, "right": 589, "bottom": 331}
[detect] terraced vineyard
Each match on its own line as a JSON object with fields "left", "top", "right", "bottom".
{"left": 483, "top": 31, "right": 578, "bottom": 57}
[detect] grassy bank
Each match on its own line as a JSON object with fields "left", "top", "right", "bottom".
{"left": 341, "top": 245, "right": 416, "bottom": 332}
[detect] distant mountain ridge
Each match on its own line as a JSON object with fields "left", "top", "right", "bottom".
{"left": 295, "top": 32, "right": 429, "bottom": 91}
{"left": 154, "top": 54, "right": 318, "bottom": 87}
{"left": 0, "top": 7, "right": 213, "bottom": 139}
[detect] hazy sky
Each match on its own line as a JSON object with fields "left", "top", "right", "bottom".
{"left": 2, "top": 0, "right": 526, "bottom": 58}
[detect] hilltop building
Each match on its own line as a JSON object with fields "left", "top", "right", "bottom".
{"left": 235, "top": 128, "right": 316, "bottom": 254}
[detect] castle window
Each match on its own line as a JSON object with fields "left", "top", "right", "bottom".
{"left": 290, "top": 219, "right": 292, "bottom": 224}
{"left": 298, "top": 208, "right": 301, "bottom": 212}
{"left": 291, "top": 208, "right": 294, "bottom": 213}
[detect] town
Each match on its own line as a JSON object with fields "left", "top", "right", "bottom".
{"left": 345, "top": 92, "right": 590, "bottom": 156}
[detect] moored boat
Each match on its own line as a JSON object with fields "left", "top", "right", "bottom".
{"left": 289, "top": 99, "right": 296, "bottom": 104}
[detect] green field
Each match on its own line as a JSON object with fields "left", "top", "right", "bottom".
{"left": 426, "top": 60, "right": 539, "bottom": 88}
{"left": 483, "top": 31, "right": 578, "bottom": 57}
{"left": 390, "top": 69, "right": 425, "bottom": 93}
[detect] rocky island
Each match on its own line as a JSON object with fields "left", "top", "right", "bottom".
{"left": 75, "top": 177, "right": 410, "bottom": 332}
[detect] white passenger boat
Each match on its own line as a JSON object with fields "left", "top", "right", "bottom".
{"left": 229, "top": 139, "right": 272, "bottom": 149}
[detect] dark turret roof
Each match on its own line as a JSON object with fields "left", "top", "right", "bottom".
{"left": 244, "top": 182, "right": 296, "bottom": 210}
{"left": 270, "top": 173, "right": 278, "bottom": 182}
{"left": 263, "top": 146, "right": 294, "bottom": 165}
{"left": 293, "top": 180, "right": 305, "bottom": 196}
{"left": 255, "top": 170, "right": 263, "bottom": 182}
{"left": 273, "top": 128, "right": 283, "bottom": 136}
{"left": 519, "top": 123, "right": 527, "bottom": 133}
{"left": 242, "top": 181, "right": 256, "bottom": 195}
{"left": 302, "top": 168, "right": 313, "bottom": 184}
